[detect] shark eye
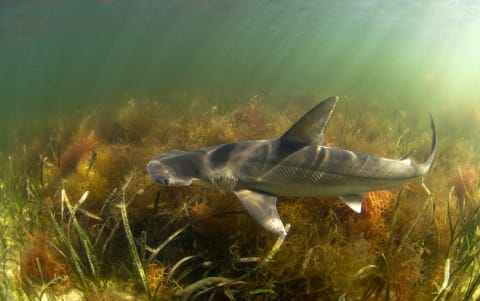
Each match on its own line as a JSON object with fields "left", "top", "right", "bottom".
{"left": 163, "top": 179, "right": 172, "bottom": 186}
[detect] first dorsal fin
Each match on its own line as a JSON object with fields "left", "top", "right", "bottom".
{"left": 281, "top": 96, "right": 338, "bottom": 145}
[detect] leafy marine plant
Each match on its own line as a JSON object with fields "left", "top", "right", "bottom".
{"left": 0, "top": 157, "right": 30, "bottom": 300}
{"left": 1, "top": 95, "right": 479, "bottom": 301}
{"left": 433, "top": 186, "right": 480, "bottom": 301}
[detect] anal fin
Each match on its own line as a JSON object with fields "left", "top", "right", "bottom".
{"left": 339, "top": 194, "right": 365, "bottom": 213}
{"left": 234, "top": 189, "right": 286, "bottom": 236}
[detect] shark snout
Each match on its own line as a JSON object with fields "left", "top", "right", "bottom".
{"left": 146, "top": 159, "right": 193, "bottom": 187}
{"left": 146, "top": 160, "right": 169, "bottom": 185}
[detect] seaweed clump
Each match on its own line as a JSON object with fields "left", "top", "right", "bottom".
{"left": 19, "top": 230, "right": 70, "bottom": 293}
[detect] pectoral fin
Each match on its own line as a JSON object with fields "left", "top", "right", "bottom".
{"left": 233, "top": 189, "right": 286, "bottom": 236}
{"left": 339, "top": 194, "right": 365, "bottom": 213}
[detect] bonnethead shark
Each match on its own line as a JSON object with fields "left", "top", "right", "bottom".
{"left": 147, "top": 97, "right": 436, "bottom": 236}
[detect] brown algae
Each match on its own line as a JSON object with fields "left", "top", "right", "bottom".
{"left": 0, "top": 96, "right": 479, "bottom": 300}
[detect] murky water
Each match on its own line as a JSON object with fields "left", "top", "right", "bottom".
{"left": 1, "top": 0, "right": 479, "bottom": 121}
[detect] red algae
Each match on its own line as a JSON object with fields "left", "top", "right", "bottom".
{"left": 451, "top": 165, "right": 477, "bottom": 200}
{"left": 20, "top": 231, "right": 70, "bottom": 291}
{"left": 356, "top": 190, "right": 397, "bottom": 252}
{"left": 59, "top": 131, "right": 98, "bottom": 176}
{"left": 8, "top": 96, "right": 479, "bottom": 300}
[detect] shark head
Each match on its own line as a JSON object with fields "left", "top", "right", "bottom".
{"left": 146, "top": 150, "right": 194, "bottom": 186}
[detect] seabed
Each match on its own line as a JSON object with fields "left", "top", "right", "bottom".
{"left": 0, "top": 94, "right": 479, "bottom": 300}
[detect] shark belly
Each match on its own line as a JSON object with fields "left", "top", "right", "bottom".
{"left": 240, "top": 163, "right": 418, "bottom": 198}
{"left": 247, "top": 176, "right": 406, "bottom": 197}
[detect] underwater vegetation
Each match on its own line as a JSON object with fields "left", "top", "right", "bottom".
{"left": 0, "top": 94, "right": 479, "bottom": 300}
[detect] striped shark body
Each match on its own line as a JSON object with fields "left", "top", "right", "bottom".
{"left": 147, "top": 97, "right": 436, "bottom": 236}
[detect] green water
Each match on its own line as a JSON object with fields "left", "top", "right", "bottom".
{"left": 1, "top": 0, "right": 479, "bottom": 121}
